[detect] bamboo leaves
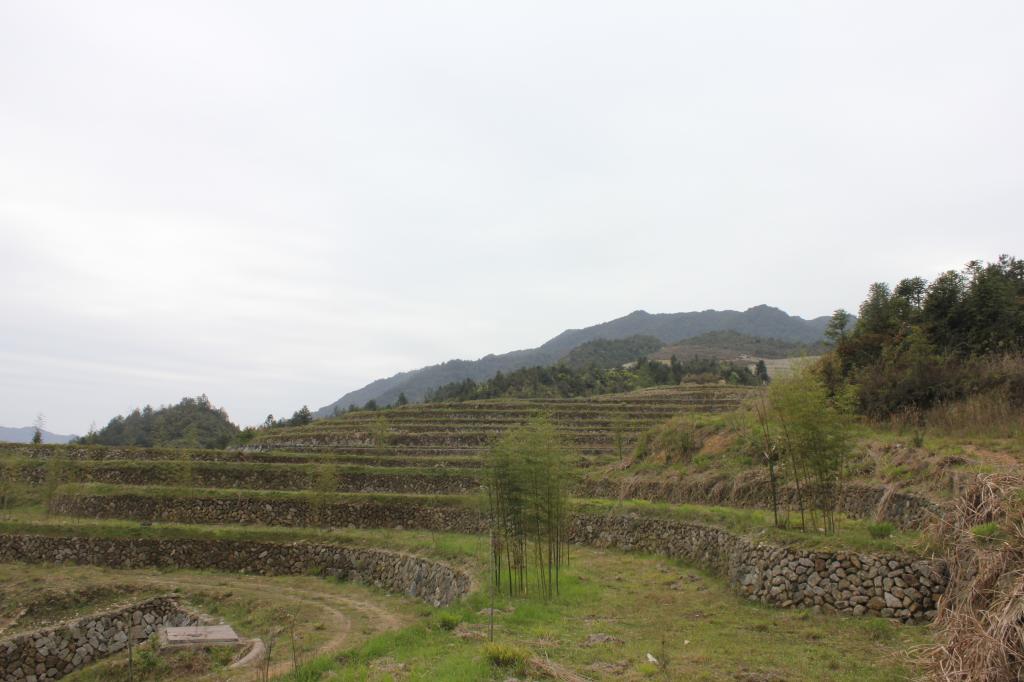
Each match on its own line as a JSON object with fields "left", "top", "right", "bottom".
{"left": 484, "top": 418, "right": 570, "bottom": 599}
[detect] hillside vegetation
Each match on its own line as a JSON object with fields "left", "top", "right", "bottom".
{"left": 558, "top": 335, "right": 663, "bottom": 369}
{"left": 824, "top": 254, "right": 1024, "bottom": 430}
{"left": 652, "top": 329, "right": 828, "bottom": 361}
{"left": 423, "top": 356, "right": 761, "bottom": 403}
{"left": 316, "top": 305, "right": 833, "bottom": 414}
{"left": 74, "top": 395, "right": 240, "bottom": 449}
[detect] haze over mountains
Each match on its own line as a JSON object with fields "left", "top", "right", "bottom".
{"left": 0, "top": 426, "right": 76, "bottom": 444}
{"left": 316, "top": 305, "right": 835, "bottom": 416}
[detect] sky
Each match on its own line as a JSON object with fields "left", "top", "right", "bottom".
{"left": 1, "top": 1, "right": 1022, "bottom": 434}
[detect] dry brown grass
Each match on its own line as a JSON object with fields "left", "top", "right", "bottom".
{"left": 919, "top": 472, "right": 1024, "bottom": 681}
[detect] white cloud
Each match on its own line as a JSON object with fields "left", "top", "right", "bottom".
{"left": 1, "top": 0, "right": 1022, "bottom": 432}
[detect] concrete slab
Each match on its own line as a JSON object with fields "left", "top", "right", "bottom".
{"left": 158, "top": 624, "right": 241, "bottom": 649}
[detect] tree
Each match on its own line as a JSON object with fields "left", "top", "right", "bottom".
{"left": 31, "top": 413, "right": 45, "bottom": 445}
{"left": 395, "top": 392, "right": 409, "bottom": 407}
{"left": 75, "top": 396, "right": 239, "bottom": 448}
{"left": 755, "top": 360, "right": 770, "bottom": 384}
{"left": 858, "top": 283, "right": 897, "bottom": 337}
{"left": 289, "top": 406, "right": 313, "bottom": 427}
{"left": 765, "top": 364, "right": 853, "bottom": 534}
{"left": 670, "top": 355, "right": 684, "bottom": 384}
{"left": 485, "top": 419, "right": 571, "bottom": 599}
{"left": 824, "top": 309, "right": 852, "bottom": 346}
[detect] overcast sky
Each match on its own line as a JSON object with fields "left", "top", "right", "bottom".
{"left": 2, "top": 1, "right": 1022, "bottom": 434}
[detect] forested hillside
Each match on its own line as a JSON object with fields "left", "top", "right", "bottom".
{"left": 75, "top": 395, "right": 240, "bottom": 449}
{"left": 317, "top": 305, "right": 832, "bottom": 414}
{"left": 424, "top": 355, "right": 761, "bottom": 402}
{"left": 823, "top": 254, "right": 1023, "bottom": 425}
{"left": 652, "top": 330, "right": 827, "bottom": 362}
{"left": 559, "top": 335, "right": 663, "bottom": 369}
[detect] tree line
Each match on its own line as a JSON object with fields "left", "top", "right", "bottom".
{"left": 821, "top": 254, "right": 1023, "bottom": 419}
{"left": 74, "top": 395, "right": 240, "bottom": 449}
{"left": 425, "top": 355, "right": 764, "bottom": 403}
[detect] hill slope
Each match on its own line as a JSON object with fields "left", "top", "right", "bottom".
{"left": 317, "top": 305, "right": 832, "bottom": 416}
{"left": 560, "top": 335, "right": 664, "bottom": 369}
{"left": 650, "top": 330, "right": 827, "bottom": 362}
{"left": 76, "top": 395, "right": 240, "bottom": 449}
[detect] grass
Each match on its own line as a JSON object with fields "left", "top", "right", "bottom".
{"left": 867, "top": 522, "right": 895, "bottom": 539}
{"left": 0, "top": 514, "right": 488, "bottom": 565}
{"left": 971, "top": 521, "right": 1004, "bottom": 544}
{"left": 52, "top": 482, "right": 485, "bottom": 507}
{"left": 575, "top": 498, "right": 923, "bottom": 553}
{"left": 0, "top": 443, "right": 487, "bottom": 467}
{"left": 0, "top": 456, "right": 483, "bottom": 477}
{"left": 0, "top": 563, "right": 412, "bottom": 682}
{"left": 0, "top": 486, "right": 933, "bottom": 680}
{"left": 46, "top": 482, "right": 924, "bottom": 553}
{"left": 276, "top": 545, "right": 929, "bottom": 681}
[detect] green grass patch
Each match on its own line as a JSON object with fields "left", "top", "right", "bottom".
{"left": 277, "top": 545, "right": 928, "bottom": 682}
{"left": 971, "top": 521, "right": 1005, "bottom": 544}
{"left": 575, "top": 499, "right": 922, "bottom": 553}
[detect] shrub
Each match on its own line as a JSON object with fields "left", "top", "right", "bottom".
{"left": 633, "top": 416, "right": 710, "bottom": 465}
{"left": 867, "top": 522, "right": 894, "bottom": 539}
{"left": 971, "top": 521, "right": 1005, "bottom": 544}
{"left": 436, "top": 613, "right": 461, "bottom": 631}
{"left": 483, "top": 642, "right": 528, "bottom": 669}
{"left": 136, "top": 645, "right": 164, "bottom": 673}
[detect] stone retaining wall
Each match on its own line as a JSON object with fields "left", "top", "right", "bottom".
{"left": 0, "top": 596, "right": 197, "bottom": 682}
{"left": 0, "top": 443, "right": 483, "bottom": 467}
{"left": 570, "top": 513, "right": 946, "bottom": 623}
{"left": 6, "top": 444, "right": 935, "bottom": 528}
{"left": 0, "top": 534, "right": 472, "bottom": 608}
{"left": 11, "top": 461, "right": 479, "bottom": 495}
{"left": 577, "top": 475, "right": 938, "bottom": 530}
{"left": 50, "top": 493, "right": 488, "bottom": 534}
{"left": 48, "top": 494, "right": 945, "bottom": 622}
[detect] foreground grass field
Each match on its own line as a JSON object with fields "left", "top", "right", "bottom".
{"left": 0, "top": 381, "right": 972, "bottom": 680}
{"left": 0, "top": 496, "right": 935, "bottom": 680}
{"left": 0, "top": 563, "right": 419, "bottom": 682}
{"left": 279, "top": 543, "right": 929, "bottom": 681}
{"left": 0, "top": 530, "right": 930, "bottom": 682}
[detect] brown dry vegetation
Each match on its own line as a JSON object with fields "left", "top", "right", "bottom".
{"left": 918, "top": 473, "right": 1024, "bottom": 681}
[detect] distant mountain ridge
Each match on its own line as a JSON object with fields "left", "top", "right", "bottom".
{"left": 316, "top": 305, "right": 834, "bottom": 417}
{"left": 0, "top": 426, "right": 76, "bottom": 444}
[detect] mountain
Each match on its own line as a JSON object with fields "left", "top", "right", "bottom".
{"left": 560, "top": 335, "right": 664, "bottom": 370}
{"left": 650, "top": 330, "right": 828, "bottom": 362}
{"left": 316, "top": 305, "right": 834, "bottom": 416}
{"left": 0, "top": 426, "right": 77, "bottom": 444}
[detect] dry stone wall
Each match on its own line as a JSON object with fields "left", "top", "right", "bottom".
{"left": 10, "top": 461, "right": 479, "bottom": 495}
{"left": 48, "top": 494, "right": 945, "bottom": 622}
{"left": 577, "top": 476, "right": 938, "bottom": 530}
{"left": 0, "top": 596, "right": 197, "bottom": 682}
{"left": 50, "top": 493, "right": 487, "bottom": 533}
{"left": 0, "top": 443, "right": 479, "bottom": 466}
{"left": 0, "top": 534, "right": 471, "bottom": 608}
{"left": 570, "top": 513, "right": 946, "bottom": 623}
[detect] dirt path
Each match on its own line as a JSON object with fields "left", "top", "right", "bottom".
{"left": 94, "top": 572, "right": 407, "bottom": 681}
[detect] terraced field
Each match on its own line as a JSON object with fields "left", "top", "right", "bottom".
{"left": 0, "top": 384, "right": 944, "bottom": 680}
{"left": 252, "top": 385, "right": 751, "bottom": 456}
